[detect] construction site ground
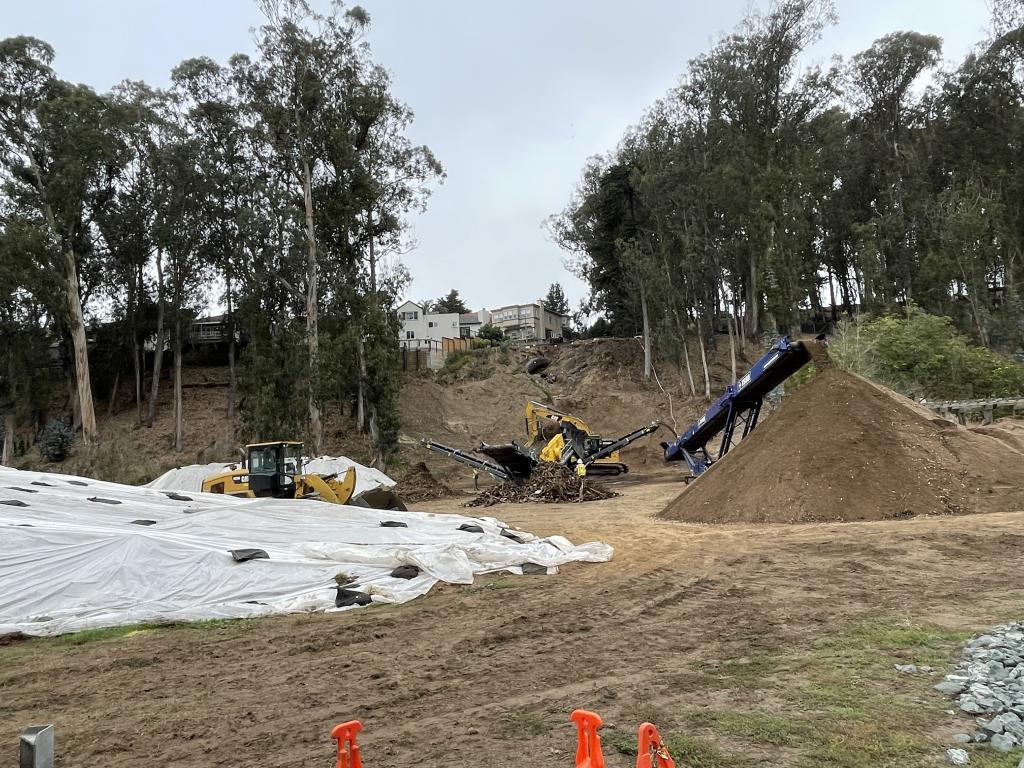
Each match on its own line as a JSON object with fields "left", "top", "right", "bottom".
{"left": 4, "top": 466, "right": 1023, "bottom": 768}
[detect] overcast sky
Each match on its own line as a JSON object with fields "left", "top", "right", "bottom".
{"left": 5, "top": 0, "right": 992, "bottom": 314}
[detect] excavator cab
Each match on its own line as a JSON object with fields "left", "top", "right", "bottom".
{"left": 245, "top": 441, "right": 304, "bottom": 498}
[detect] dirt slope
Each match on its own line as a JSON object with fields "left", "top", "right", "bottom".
{"left": 401, "top": 338, "right": 740, "bottom": 484}
{"left": 661, "top": 367, "right": 1024, "bottom": 524}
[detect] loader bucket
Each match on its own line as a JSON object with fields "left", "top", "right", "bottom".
{"left": 349, "top": 487, "right": 408, "bottom": 511}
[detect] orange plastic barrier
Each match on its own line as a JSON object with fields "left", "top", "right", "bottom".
{"left": 330, "top": 720, "right": 364, "bottom": 768}
{"left": 330, "top": 710, "right": 676, "bottom": 768}
{"left": 570, "top": 709, "right": 605, "bottom": 768}
{"left": 636, "top": 722, "right": 676, "bottom": 768}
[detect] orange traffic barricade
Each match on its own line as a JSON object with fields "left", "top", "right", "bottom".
{"left": 331, "top": 720, "right": 364, "bottom": 768}
{"left": 636, "top": 722, "right": 676, "bottom": 768}
{"left": 570, "top": 709, "right": 605, "bottom": 768}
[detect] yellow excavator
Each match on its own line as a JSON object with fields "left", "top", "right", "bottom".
{"left": 201, "top": 441, "right": 358, "bottom": 504}
{"left": 421, "top": 401, "right": 660, "bottom": 483}
{"left": 521, "top": 401, "right": 632, "bottom": 475}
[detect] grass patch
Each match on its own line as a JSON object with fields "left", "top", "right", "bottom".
{"left": 639, "top": 617, "right": 987, "bottom": 768}
{"left": 1, "top": 617, "right": 259, "bottom": 660}
{"left": 603, "top": 728, "right": 739, "bottom": 767}
{"left": 480, "top": 578, "right": 528, "bottom": 590}
{"left": 692, "top": 711, "right": 808, "bottom": 747}
{"left": 967, "top": 751, "right": 1024, "bottom": 767}
{"left": 697, "top": 655, "right": 779, "bottom": 690}
{"left": 497, "top": 711, "right": 555, "bottom": 739}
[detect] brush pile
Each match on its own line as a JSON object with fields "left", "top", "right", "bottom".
{"left": 465, "top": 463, "right": 618, "bottom": 507}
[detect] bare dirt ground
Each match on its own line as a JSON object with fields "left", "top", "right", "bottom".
{"left": 3, "top": 467, "right": 1023, "bottom": 767}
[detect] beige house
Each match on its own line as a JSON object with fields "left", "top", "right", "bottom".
{"left": 490, "top": 302, "right": 569, "bottom": 341}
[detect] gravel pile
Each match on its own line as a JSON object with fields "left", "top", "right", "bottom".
{"left": 935, "top": 621, "right": 1024, "bottom": 757}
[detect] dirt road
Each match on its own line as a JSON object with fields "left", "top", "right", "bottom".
{"left": 3, "top": 469, "right": 1022, "bottom": 767}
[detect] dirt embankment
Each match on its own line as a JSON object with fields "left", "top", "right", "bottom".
{"left": 662, "top": 366, "right": 1024, "bottom": 524}
{"left": 401, "top": 338, "right": 740, "bottom": 485}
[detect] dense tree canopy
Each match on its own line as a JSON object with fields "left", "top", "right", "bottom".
{"left": 551, "top": 0, "right": 1024, "bottom": 395}
{"left": 433, "top": 289, "right": 470, "bottom": 314}
{"left": 0, "top": 0, "right": 442, "bottom": 465}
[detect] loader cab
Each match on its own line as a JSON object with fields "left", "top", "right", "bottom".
{"left": 245, "top": 441, "right": 305, "bottom": 498}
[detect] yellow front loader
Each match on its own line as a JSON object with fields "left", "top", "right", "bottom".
{"left": 202, "top": 441, "right": 358, "bottom": 504}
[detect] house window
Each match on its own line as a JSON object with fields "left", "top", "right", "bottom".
{"left": 406, "top": 331, "right": 414, "bottom": 339}
{"left": 402, "top": 311, "right": 418, "bottom": 321}
{"left": 428, "top": 321, "right": 435, "bottom": 328}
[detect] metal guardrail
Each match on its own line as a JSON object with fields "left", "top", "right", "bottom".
{"left": 925, "top": 398, "right": 1024, "bottom": 425}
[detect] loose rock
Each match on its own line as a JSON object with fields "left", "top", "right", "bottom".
{"left": 946, "top": 747, "right": 970, "bottom": 765}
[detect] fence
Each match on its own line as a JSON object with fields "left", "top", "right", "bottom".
{"left": 442, "top": 336, "right": 471, "bottom": 354}
{"left": 399, "top": 348, "right": 430, "bottom": 371}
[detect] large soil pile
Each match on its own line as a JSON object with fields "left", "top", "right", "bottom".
{"left": 661, "top": 367, "right": 1024, "bottom": 524}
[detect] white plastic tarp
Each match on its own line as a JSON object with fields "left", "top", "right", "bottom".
{"left": 0, "top": 467, "right": 612, "bottom": 636}
{"left": 144, "top": 455, "right": 395, "bottom": 496}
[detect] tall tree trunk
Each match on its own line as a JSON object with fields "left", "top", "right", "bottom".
{"left": 146, "top": 250, "right": 166, "bottom": 427}
{"left": 681, "top": 337, "right": 697, "bottom": 397}
{"left": 62, "top": 247, "right": 98, "bottom": 446}
{"left": 827, "top": 264, "right": 838, "bottom": 327}
{"left": 2, "top": 412, "right": 13, "bottom": 466}
{"left": 721, "top": 285, "right": 738, "bottom": 383}
{"left": 226, "top": 275, "right": 237, "bottom": 420}
{"left": 301, "top": 157, "right": 323, "bottom": 454}
{"left": 367, "top": 205, "right": 377, "bottom": 295}
{"left": 356, "top": 335, "right": 367, "bottom": 433}
{"left": 132, "top": 263, "right": 144, "bottom": 424}
{"left": 108, "top": 365, "right": 120, "bottom": 416}
{"left": 132, "top": 337, "right": 143, "bottom": 425}
{"left": 173, "top": 313, "right": 184, "bottom": 453}
{"left": 695, "top": 313, "right": 711, "bottom": 399}
{"left": 640, "top": 278, "right": 652, "bottom": 382}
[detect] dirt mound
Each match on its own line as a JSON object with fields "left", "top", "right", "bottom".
{"left": 396, "top": 461, "right": 455, "bottom": 503}
{"left": 661, "top": 367, "right": 1024, "bottom": 524}
{"left": 464, "top": 463, "right": 618, "bottom": 507}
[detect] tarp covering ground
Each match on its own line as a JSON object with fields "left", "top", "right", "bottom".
{"left": 144, "top": 455, "right": 395, "bottom": 496}
{"left": 0, "top": 467, "right": 612, "bottom": 637}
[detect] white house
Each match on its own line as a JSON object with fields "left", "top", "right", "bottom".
{"left": 396, "top": 301, "right": 460, "bottom": 349}
{"left": 459, "top": 309, "right": 492, "bottom": 338}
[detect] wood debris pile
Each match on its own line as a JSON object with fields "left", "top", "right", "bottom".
{"left": 465, "top": 463, "right": 618, "bottom": 507}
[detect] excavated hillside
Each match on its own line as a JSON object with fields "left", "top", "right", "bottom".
{"left": 400, "top": 337, "right": 741, "bottom": 482}
{"left": 661, "top": 366, "right": 1024, "bottom": 524}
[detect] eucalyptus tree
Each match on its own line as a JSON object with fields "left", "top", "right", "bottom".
{"left": 0, "top": 36, "right": 123, "bottom": 446}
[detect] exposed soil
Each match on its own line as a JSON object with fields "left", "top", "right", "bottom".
{"left": 661, "top": 366, "right": 1024, "bottom": 524}
{"left": 3, "top": 470, "right": 1024, "bottom": 767}
{"left": 395, "top": 461, "right": 455, "bottom": 503}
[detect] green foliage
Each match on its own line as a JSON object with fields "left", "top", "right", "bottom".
{"left": 436, "top": 349, "right": 494, "bottom": 384}
{"left": 831, "top": 310, "right": 1024, "bottom": 399}
{"left": 36, "top": 418, "right": 72, "bottom": 462}
{"left": 477, "top": 322, "right": 503, "bottom": 342}
{"left": 550, "top": 0, "right": 1024, "bottom": 375}
{"left": 433, "top": 289, "right": 469, "bottom": 314}
{"left": 543, "top": 282, "right": 569, "bottom": 315}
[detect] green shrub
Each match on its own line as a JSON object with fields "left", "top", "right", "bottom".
{"left": 831, "top": 308, "right": 1024, "bottom": 400}
{"left": 477, "top": 323, "right": 503, "bottom": 343}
